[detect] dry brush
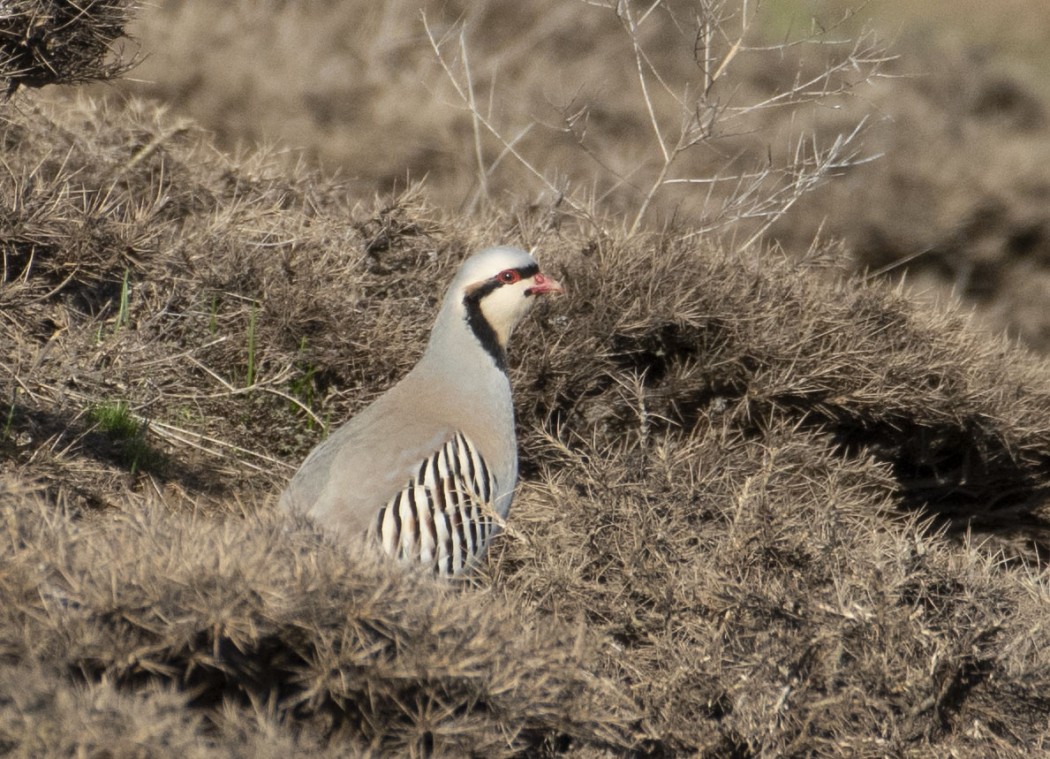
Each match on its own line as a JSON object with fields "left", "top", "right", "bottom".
{"left": 3, "top": 2, "right": 1050, "bottom": 756}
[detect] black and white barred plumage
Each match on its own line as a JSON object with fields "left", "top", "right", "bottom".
{"left": 374, "top": 432, "right": 498, "bottom": 576}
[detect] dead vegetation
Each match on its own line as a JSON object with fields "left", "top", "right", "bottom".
{"left": 774, "top": 35, "right": 1050, "bottom": 353}
{"left": 110, "top": 0, "right": 1050, "bottom": 354}
{"left": 4, "top": 1, "right": 1050, "bottom": 756}
{"left": 114, "top": 0, "right": 889, "bottom": 239}
{"left": 4, "top": 89, "right": 1050, "bottom": 754}
{"left": 0, "top": 0, "right": 136, "bottom": 95}
{"left": 1, "top": 482, "right": 634, "bottom": 757}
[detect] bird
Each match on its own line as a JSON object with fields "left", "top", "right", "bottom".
{"left": 279, "top": 246, "right": 563, "bottom": 576}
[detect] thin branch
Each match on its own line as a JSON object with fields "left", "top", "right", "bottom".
{"left": 423, "top": 11, "right": 597, "bottom": 225}
{"left": 460, "top": 29, "right": 489, "bottom": 204}
{"left": 150, "top": 419, "right": 295, "bottom": 473}
{"left": 620, "top": 0, "right": 669, "bottom": 164}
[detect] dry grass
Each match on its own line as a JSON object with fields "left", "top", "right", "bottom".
{"left": 1, "top": 482, "right": 633, "bottom": 756}
{"left": 0, "top": 0, "right": 137, "bottom": 95}
{"left": 774, "top": 34, "right": 1050, "bottom": 352}
{"left": 112, "top": 1, "right": 887, "bottom": 237}
{"left": 4, "top": 86, "right": 1050, "bottom": 754}
{"left": 105, "top": 0, "right": 1050, "bottom": 353}
{"left": 4, "top": 1, "right": 1050, "bottom": 756}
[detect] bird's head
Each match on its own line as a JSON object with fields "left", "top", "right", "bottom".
{"left": 436, "top": 246, "right": 563, "bottom": 370}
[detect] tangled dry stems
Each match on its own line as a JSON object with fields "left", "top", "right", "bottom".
{"left": 0, "top": 0, "right": 136, "bottom": 95}
{"left": 1, "top": 482, "right": 633, "bottom": 756}
{"left": 3, "top": 89, "right": 1050, "bottom": 755}
{"left": 111, "top": 0, "right": 1050, "bottom": 354}
{"left": 4, "top": 2, "right": 1050, "bottom": 756}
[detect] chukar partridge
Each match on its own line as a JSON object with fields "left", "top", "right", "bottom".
{"left": 280, "top": 246, "right": 563, "bottom": 576}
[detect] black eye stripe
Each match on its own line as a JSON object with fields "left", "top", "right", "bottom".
{"left": 496, "top": 263, "right": 539, "bottom": 285}
{"left": 460, "top": 262, "right": 539, "bottom": 373}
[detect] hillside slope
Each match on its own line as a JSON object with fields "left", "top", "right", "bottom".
{"left": 3, "top": 1, "right": 1050, "bottom": 756}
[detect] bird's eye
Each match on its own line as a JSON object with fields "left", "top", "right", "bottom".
{"left": 497, "top": 269, "right": 521, "bottom": 284}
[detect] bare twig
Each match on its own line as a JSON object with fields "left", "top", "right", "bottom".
{"left": 424, "top": 11, "right": 598, "bottom": 226}
{"left": 150, "top": 419, "right": 295, "bottom": 473}
{"left": 425, "top": 1, "right": 887, "bottom": 241}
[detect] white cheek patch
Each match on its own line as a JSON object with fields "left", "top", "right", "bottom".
{"left": 479, "top": 286, "right": 532, "bottom": 345}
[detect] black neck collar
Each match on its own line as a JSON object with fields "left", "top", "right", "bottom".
{"left": 463, "top": 280, "right": 507, "bottom": 373}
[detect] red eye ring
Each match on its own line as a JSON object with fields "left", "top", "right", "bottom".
{"left": 497, "top": 269, "right": 521, "bottom": 284}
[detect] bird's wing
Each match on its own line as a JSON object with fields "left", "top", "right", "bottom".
{"left": 372, "top": 430, "right": 501, "bottom": 576}
{"left": 280, "top": 398, "right": 452, "bottom": 532}
{"left": 280, "top": 371, "right": 514, "bottom": 574}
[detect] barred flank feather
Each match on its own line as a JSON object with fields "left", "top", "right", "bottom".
{"left": 374, "top": 432, "right": 498, "bottom": 576}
